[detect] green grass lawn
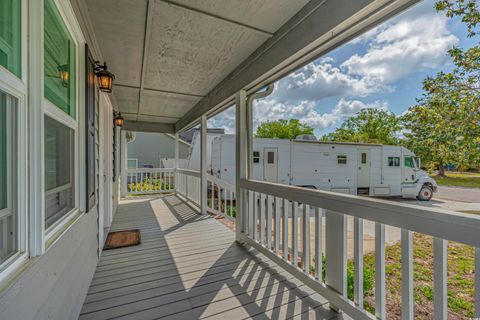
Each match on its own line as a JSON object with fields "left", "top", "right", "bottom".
{"left": 433, "top": 172, "right": 480, "bottom": 188}
{"left": 360, "top": 234, "right": 474, "bottom": 319}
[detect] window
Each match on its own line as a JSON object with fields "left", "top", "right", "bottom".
{"left": 44, "top": 116, "right": 75, "bottom": 229}
{"left": 44, "top": 0, "right": 76, "bottom": 118}
{"left": 127, "top": 159, "right": 138, "bottom": 169}
{"left": 253, "top": 151, "right": 260, "bottom": 164}
{"left": 43, "top": 0, "right": 78, "bottom": 232}
{"left": 337, "top": 155, "right": 347, "bottom": 165}
{"left": 404, "top": 156, "right": 414, "bottom": 168}
{"left": 388, "top": 157, "right": 400, "bottom": 167}
{"left": 361, "top": 153, "right": 367, "bottom": 164}
{"left": 0, "top": 0, "right": 21, "bottom": 77}
{"left": 267, "top": 151, "right": 275, "bottom": 164}
{"left": 0, "top": 91, "right": 18, "bottom": 263}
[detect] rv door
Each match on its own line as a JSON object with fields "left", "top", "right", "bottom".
{"left": 263, "top": 148, "right": 278, "bottom": 183}
{"left": 357, "top": 150, "right": 370, "bottom": 188}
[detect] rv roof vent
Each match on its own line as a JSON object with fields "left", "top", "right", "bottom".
{"left": 295, "top": 134, "right": 317, "bottom": 141}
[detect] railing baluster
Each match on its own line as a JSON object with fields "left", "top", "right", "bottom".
{"left": 149, "top": 171, "right": 153, "bottom": 192}
{"left": 292, "top": 202, "right": 298, "bottom": 267}
{"left": 375, "top": 222, "right": 385, "bottom": 319}
{"left": 254, "top": 192, "right": 259, "bottom": 241}
{"left": 283, "top": 198, "right": 288, "bottom": 261}
{"left": 274, "top": 197, "right": 280, "bottom": 254}
{"left": 260, "top": 193, "right": 266, "bottom": 245}
{"left": 266, "top": 195, "right": 272, "bottom": 250}
{"left": 315, "top": 207, "right": 323, "bottom": 282}
{"left": 302, "top": 204, "right": 310, "bottom": 273}
{"left": 401, "top": 229, "right": 413, "bottom": 320}
{"left": 354, "top": 217, "right": 364, "bottom": 308}
{"left": 476, "top": 247, "right": 480, "bottom": 318}
{"left": 248, "top": 191, "right": 254, "bottom": 236}
{"left": 434, "top": 237, "right": 447, "bottom": 320}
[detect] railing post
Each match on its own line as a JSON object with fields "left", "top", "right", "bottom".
{"left": 174, "top": 132, "right": 179, "bottom": 193}
{"left": 235, "top": 89, "right": 248, "bottom": 243}
{"left": 200, "top": 115, "right": 207, "bottom": 214}
{"left": 325, "top": 210, "right": 347, "bottom": 310}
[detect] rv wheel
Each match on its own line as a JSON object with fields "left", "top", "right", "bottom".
{"left": 417, "top": 185, "right": 433, "bottom": 201}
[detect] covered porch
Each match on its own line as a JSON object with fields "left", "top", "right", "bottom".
{"left": 80, "top": 195, "right": 340, "bottom": 320}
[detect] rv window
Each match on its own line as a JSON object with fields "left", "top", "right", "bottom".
{"left": 253, "top": 151, "right": 260, "bottom": 164}
{"left": 267, "top": 152, "right": 275, "bottom": 164}
{"left": 361, "top": 153, "right": 367, "bottom": 164}
{"left": 388, "top": 157, "right": 400, "bottom": 167}
{"left": 404, "top": 156, "right": 414, "bottom": 168}
{"left": 337, "top": 155, "right": 347, "bottom": 164}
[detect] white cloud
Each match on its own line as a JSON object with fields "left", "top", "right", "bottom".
{"left": 341, "top": 13, "right": 458, "bottom": 83}
{"left": 209, "top": 5, "right": 458, "bottom": 134}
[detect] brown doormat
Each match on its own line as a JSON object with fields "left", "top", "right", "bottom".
{"left": 104, "top": 229, "right": 141, "bottom": 250}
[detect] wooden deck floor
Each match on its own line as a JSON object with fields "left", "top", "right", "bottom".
{"left": 79, "top": 195, "right": 344, "bottom": 320}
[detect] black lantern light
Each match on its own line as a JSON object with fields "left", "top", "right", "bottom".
{"left": 113, "top": 111, "right": 124, "bottom": 127}
{"left": 94, "top": 61, "right": 115, "bottom": 93}
{"left": 57, "top": 64, "right": 70, "bottom": 87}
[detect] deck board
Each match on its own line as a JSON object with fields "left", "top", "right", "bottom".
{"left": 79, "top": 195, "right": 342, "bottom": 320}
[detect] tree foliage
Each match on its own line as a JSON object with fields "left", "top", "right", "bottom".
{"left": 402, "top": 0, "right": 480, "bottom": 173}
{"left": 255, "top": 119, "right": 314, "bottom": 139}
{"left": 322, "top": 109, "right": 401, "bottom": 145}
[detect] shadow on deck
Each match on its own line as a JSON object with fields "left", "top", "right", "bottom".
{"left": 79, "top": 194, "right": 344, "bottom": 320}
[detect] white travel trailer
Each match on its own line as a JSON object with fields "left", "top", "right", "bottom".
{"left": 211, "top": 135, "right": 438, "bottom": 201}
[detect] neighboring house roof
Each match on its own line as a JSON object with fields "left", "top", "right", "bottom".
{"left": 179, "top": 128, "right": 225, "bottom": 143}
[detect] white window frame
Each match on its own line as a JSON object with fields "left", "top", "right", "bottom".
{"left": 40, "top": 0, "right": 86, "bottom": 248}
{"left": 0, "top": 0, "right": 29, "bottom": 283}
{"left": 127, "top": 158, "right": 138, "bottom": 169}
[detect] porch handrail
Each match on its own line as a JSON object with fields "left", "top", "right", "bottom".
{"left": 175, "top": 168, "right": 201, "bottom": 205}
{"left": 237, "top": 178, "right": 480, "bottom": 320}
{"left": 126, "top": 167, "right": 175, "bottom": 195}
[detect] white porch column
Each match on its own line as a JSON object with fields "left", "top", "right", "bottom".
{"left": 235, "top": 90, "right": 248, "bottom": 243}
{"left": 200, "top": 115, "right": 207, "bottom": 214}
{"left": 120, "top": 130, "right": 127, "bottom": 197}
{"left": 174, "top": 133, "right": 179, "bottom": 193}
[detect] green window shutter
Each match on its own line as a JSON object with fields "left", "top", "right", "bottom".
{"left": 0, "top": 0, "right": 21, "bottom": 77}
{"left": 44, "top": 0, "right": 76, "bottom": 118}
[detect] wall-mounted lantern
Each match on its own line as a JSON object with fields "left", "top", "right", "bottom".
{"left": 94, "top": 61, "right": 115, "bottom": 93}
{"left": 113, "top": 111, "right": 124, "bottom": 127}
{"left": 57, "top": 64, "right": 70, "bottom": 87}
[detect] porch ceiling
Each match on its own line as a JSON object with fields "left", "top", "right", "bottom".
{"left": 84, "top": 0, "right": 419, "bottom": 132}
{"left": 84, "top": 0, "right": 309, "bottom": 125}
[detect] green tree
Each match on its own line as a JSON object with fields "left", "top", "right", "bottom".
{"left": 321, "top": 109, "right": 401, "bottom": 145}
{"left": 255, "top": 119, "right": 314, "bottom": 139}
{"left": 402, "top": 0, "right": 480, "bottom": 175}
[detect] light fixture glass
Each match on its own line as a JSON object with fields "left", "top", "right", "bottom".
{"left": 113, "top": 112, "right": 124, "bottom": 127}
{"left": 95, "top": 61, "right": 115, "bottom": 93}
{"left": 58, "top": 64, "right": 69, "bottom": 88}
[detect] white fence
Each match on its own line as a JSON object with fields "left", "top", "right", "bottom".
{"left": 237, "top": 179, "right": 480, "bottom": 320}
{"left": 126, "top": 168, "right": 175, "bottom": 194}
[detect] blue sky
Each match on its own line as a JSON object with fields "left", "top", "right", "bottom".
{"left": 208, "top": 0, "right": 477, "bottom": 136}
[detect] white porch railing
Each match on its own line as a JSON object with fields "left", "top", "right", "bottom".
{"left": 236, "top": 179, "right": 480, "bottom": 320}
{"left": 126, "top": 168, "right": 175, "bottom": 194}
{"left": 207, "top": 173, "right": 235, "bottom": 221}
{"left": 175, "top": 168, "right": 201, "bottom": 205}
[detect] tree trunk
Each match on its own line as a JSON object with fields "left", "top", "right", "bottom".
{"left": 438, "top": 161, "right": 445, "bottom": 177}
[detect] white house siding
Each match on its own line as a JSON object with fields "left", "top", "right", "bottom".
{"left": 127, "top": 133, "right": 189, "bottom": 168}
{"left": 0, "top": 210, "right": 99, "bottom": 320}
